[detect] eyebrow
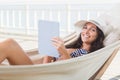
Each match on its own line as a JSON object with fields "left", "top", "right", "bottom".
{"left": 91, "top": 26, "right": 97, "bottom": 29}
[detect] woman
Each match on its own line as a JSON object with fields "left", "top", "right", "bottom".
{"left": 43, "top": 20, "right": 105, "bottom": 63}
{"left": 0, "top": 19, "right": 105, "bottom": 65}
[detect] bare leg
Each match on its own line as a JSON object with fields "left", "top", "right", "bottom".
{"left": 0, "top": 38, "right": 33, "bottom": 65}
{"left": 30, "top": 55, "right": 44, "bottom": 64}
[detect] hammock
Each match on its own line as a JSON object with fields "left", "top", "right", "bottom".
{"left": 0, "top": 13, "right": 120, "bottom": 80}
{"left": 0, "top": 39, "right": 120, "bottom": 80}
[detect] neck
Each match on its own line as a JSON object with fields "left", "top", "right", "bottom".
{"left": 81, "top": 43, "right": 91, "bottom": 52}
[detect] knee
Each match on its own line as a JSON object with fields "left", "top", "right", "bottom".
{"left": 5, "top": 38, "right": 17, "bottom": 45}
{"left": 0, "top": 38, "right": 15, "bottom": 54}
{"left": 0, "top": 38, "right": 17, "bottom": 47}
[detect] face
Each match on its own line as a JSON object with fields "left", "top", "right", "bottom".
{"left": 81, "top": 22, "right": 98, "bottom": 44}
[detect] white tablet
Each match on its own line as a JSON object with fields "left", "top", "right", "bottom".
{"left": 38, "top": 20, "right": 59, "bottom": 57}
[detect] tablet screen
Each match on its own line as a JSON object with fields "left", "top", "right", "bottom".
{"left": 38, "top": 20, "right": 59, "bottom": 57}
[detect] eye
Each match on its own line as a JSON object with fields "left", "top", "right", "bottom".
{"left": 83, "top": 26, "right": 87, "bottom": 29}
{"left": 91, "top": 28, "right": 96, "bottom": 32}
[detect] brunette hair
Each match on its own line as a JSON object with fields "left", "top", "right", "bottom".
{"left": 65, "top": 27, "right": 105, "bottom": 53}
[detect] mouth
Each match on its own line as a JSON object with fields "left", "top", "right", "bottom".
{"left": 83, "top": 34, "right": 90, "bottom": 39}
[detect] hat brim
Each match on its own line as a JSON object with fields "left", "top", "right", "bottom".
{"left": 74, "top": 20, "right": 104, "bottom": 36}
{"left": 75, "top": 20, "right": 101, "bottom": 29}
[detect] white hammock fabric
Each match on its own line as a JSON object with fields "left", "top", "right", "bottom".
{"left": 0, "top": 40, "right": 120, "bottom": 80}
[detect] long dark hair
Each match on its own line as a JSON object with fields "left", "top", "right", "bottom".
{"left": 65, "top": 27, "right": 105, "bottom": 53}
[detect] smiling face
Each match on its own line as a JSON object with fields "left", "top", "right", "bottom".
{"left": 81, "top": 22, "right": 98, "bottom": 44}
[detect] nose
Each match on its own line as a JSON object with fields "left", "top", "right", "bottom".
{"left": 84, "top": 29, "right": 89, "bottom": 34}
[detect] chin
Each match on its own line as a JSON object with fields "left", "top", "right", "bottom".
{"left": 82, "top": 41, "right": 89, "bottom": 43}
{"left": 82, "top": 40, "right": 91, "bottom": 44}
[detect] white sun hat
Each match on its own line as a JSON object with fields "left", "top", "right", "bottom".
{"left": 74, "top": 17, "right": 113, "bottom": 37}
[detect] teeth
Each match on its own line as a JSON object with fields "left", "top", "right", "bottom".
{"left": 84, "top": 35, "right": 89, "bottom": 38}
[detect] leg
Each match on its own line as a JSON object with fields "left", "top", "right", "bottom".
{"left": 30, "top": 54, "right": 44, "bottom": 64}
{"left": 0, "top": 38, "right": 33, "bottom": 65}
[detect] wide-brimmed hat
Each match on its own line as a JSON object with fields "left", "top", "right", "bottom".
{"left": 75, "top": 20, "right": 105, "bottom": 33}
{"left": 74, "top": 18, "right": 112, "bottom": 36}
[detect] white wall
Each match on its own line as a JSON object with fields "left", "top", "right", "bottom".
{"left": 0, "top": 1, "right": 119, "bottom": 37}
{"left": 0, "top": 0, "right": 120, "bottom": 4}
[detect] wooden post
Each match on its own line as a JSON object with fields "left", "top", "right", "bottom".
{"left": 89, "top": 47, "right": 120, "bottom": 80}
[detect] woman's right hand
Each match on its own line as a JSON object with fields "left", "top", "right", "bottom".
{"left": 51, "top": 37, "right": 70, "bottom": 59}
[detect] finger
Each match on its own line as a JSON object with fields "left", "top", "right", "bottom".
{"left": 52, "top": 37, "right": 64, "bottom": 43}
{"left": 56, "top": 37, "right": 64, "bottom": 42}
{"left": 52, "top": 37, "right": 63, "bottom": 42}
{"left": 52, "top": 42, "right": 59, "bottom": 49}
{"left": 51, "top": 38, "right": 62, "bottom": 44}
